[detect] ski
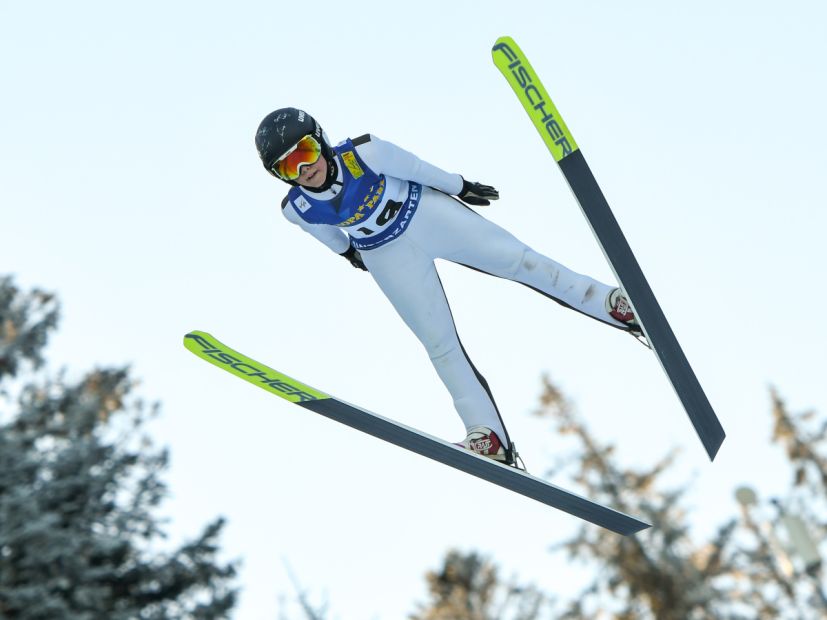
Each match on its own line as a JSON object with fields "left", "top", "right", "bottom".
{"left": 492, "top": 36, "right": 725, "bottom": 461}
{"left": 184, "top": 330, "right": 650, "bottom": 536}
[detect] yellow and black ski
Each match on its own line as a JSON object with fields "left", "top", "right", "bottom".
{"left": 184, "top": 330, "right": 650, "bottom": 535}
{"left": 492, "top": 36, "right": 725, "bottom": 461}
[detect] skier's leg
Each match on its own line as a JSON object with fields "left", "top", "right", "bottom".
{"left": 360, "top": 236, "right": 512, "bottom": 451}
{"left": 411, "top": 188, "right": 626, "bottom": 329}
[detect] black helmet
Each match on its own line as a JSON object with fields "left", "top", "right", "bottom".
{"left": 255, "top": 107, "right": 335, "bottom": 184}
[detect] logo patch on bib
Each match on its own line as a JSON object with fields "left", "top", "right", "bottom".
{"left": 341, "top": 151, "right": 364, "bottom": 179}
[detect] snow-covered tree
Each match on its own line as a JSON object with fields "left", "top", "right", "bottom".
{"left": 0, "top": 276, "right": 238, "bottom": 619}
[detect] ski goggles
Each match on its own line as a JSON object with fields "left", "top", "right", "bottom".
{"left": 271, "top": 134, "right": 322, "bottom": 181}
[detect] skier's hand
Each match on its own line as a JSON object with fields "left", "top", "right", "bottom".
{"left": 457, "top": 178, "right": 499, "bottom": 206}
{"left": 340, "top": 244, "right": 367, "bottom": 271}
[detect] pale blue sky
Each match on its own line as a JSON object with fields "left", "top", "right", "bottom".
{"left": 3, "top": 1, "right": 826, "bottom": 618}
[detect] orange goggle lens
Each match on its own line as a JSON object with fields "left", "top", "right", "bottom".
{"left": 272, "top": 135, "right": 322, "bottom": 181}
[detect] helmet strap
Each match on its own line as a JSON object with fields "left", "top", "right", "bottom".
{"left": 309, "top": 154, "right": 339, "bottom": 193}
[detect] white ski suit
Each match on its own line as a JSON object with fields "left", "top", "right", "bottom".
{"left": 281, "top": 134, "right": 626, "bottom": 448}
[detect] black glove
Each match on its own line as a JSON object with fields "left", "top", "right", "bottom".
{"left": 340, "top": 244, "right": 367, "bottom": 271}
{"left": 457, "top": 178, "right": 499, "bottom": 206}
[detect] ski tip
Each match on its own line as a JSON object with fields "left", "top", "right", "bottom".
{"left": 491, "top": 36, "right": 520, "bottom": 61}
{"left": 183, "top": 330, "right": 216, "bottom": 354}
{"left": 182, "top": 330, "right": 330, "bottom": 403}
{"left": 492, "top": 35, "right": 516, "bottom": 50}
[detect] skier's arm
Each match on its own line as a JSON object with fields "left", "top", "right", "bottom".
{"left": 282, "top": 201, "right": 366, "bottom": 270}
{"left": 355, "top": 134, "right": 463, "bottom": 194}
{"left": 282, "top": 199, "right": 350, "bottom": 254}
{"left": 356, "top": 135, "right": 499, "bottom": 206}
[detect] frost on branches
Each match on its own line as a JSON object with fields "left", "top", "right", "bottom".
{"left": 0, "top": 276, "right": 238, "bottom": 620}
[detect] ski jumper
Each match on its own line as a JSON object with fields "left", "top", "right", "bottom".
{"left": 281, "top": 135, "right": 626, "bottom": 448}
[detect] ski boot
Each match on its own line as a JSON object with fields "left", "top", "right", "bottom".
{"left": 454, "top": 426, "right": 524, "bottom": 469}
{"left": 606, "top": 287, "right": 651, "bottom": 347}
{"left": 606, "top": 287, "right": 640, "bottom": 331}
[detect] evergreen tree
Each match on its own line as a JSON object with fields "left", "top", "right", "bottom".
{"left": 534, "top": 374, "right": 827, "bottom": 619}
{"left": 0, "top": 276, "right": 238, "bottom": 620}
{"left": 724, "top": 389, "right": 827, "bottom": 617}
{"left": 532, "top": 375, "right": 738, "bottom": 619}
{"left": 409, "top": 550, "right": 552, "bottom": 620}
